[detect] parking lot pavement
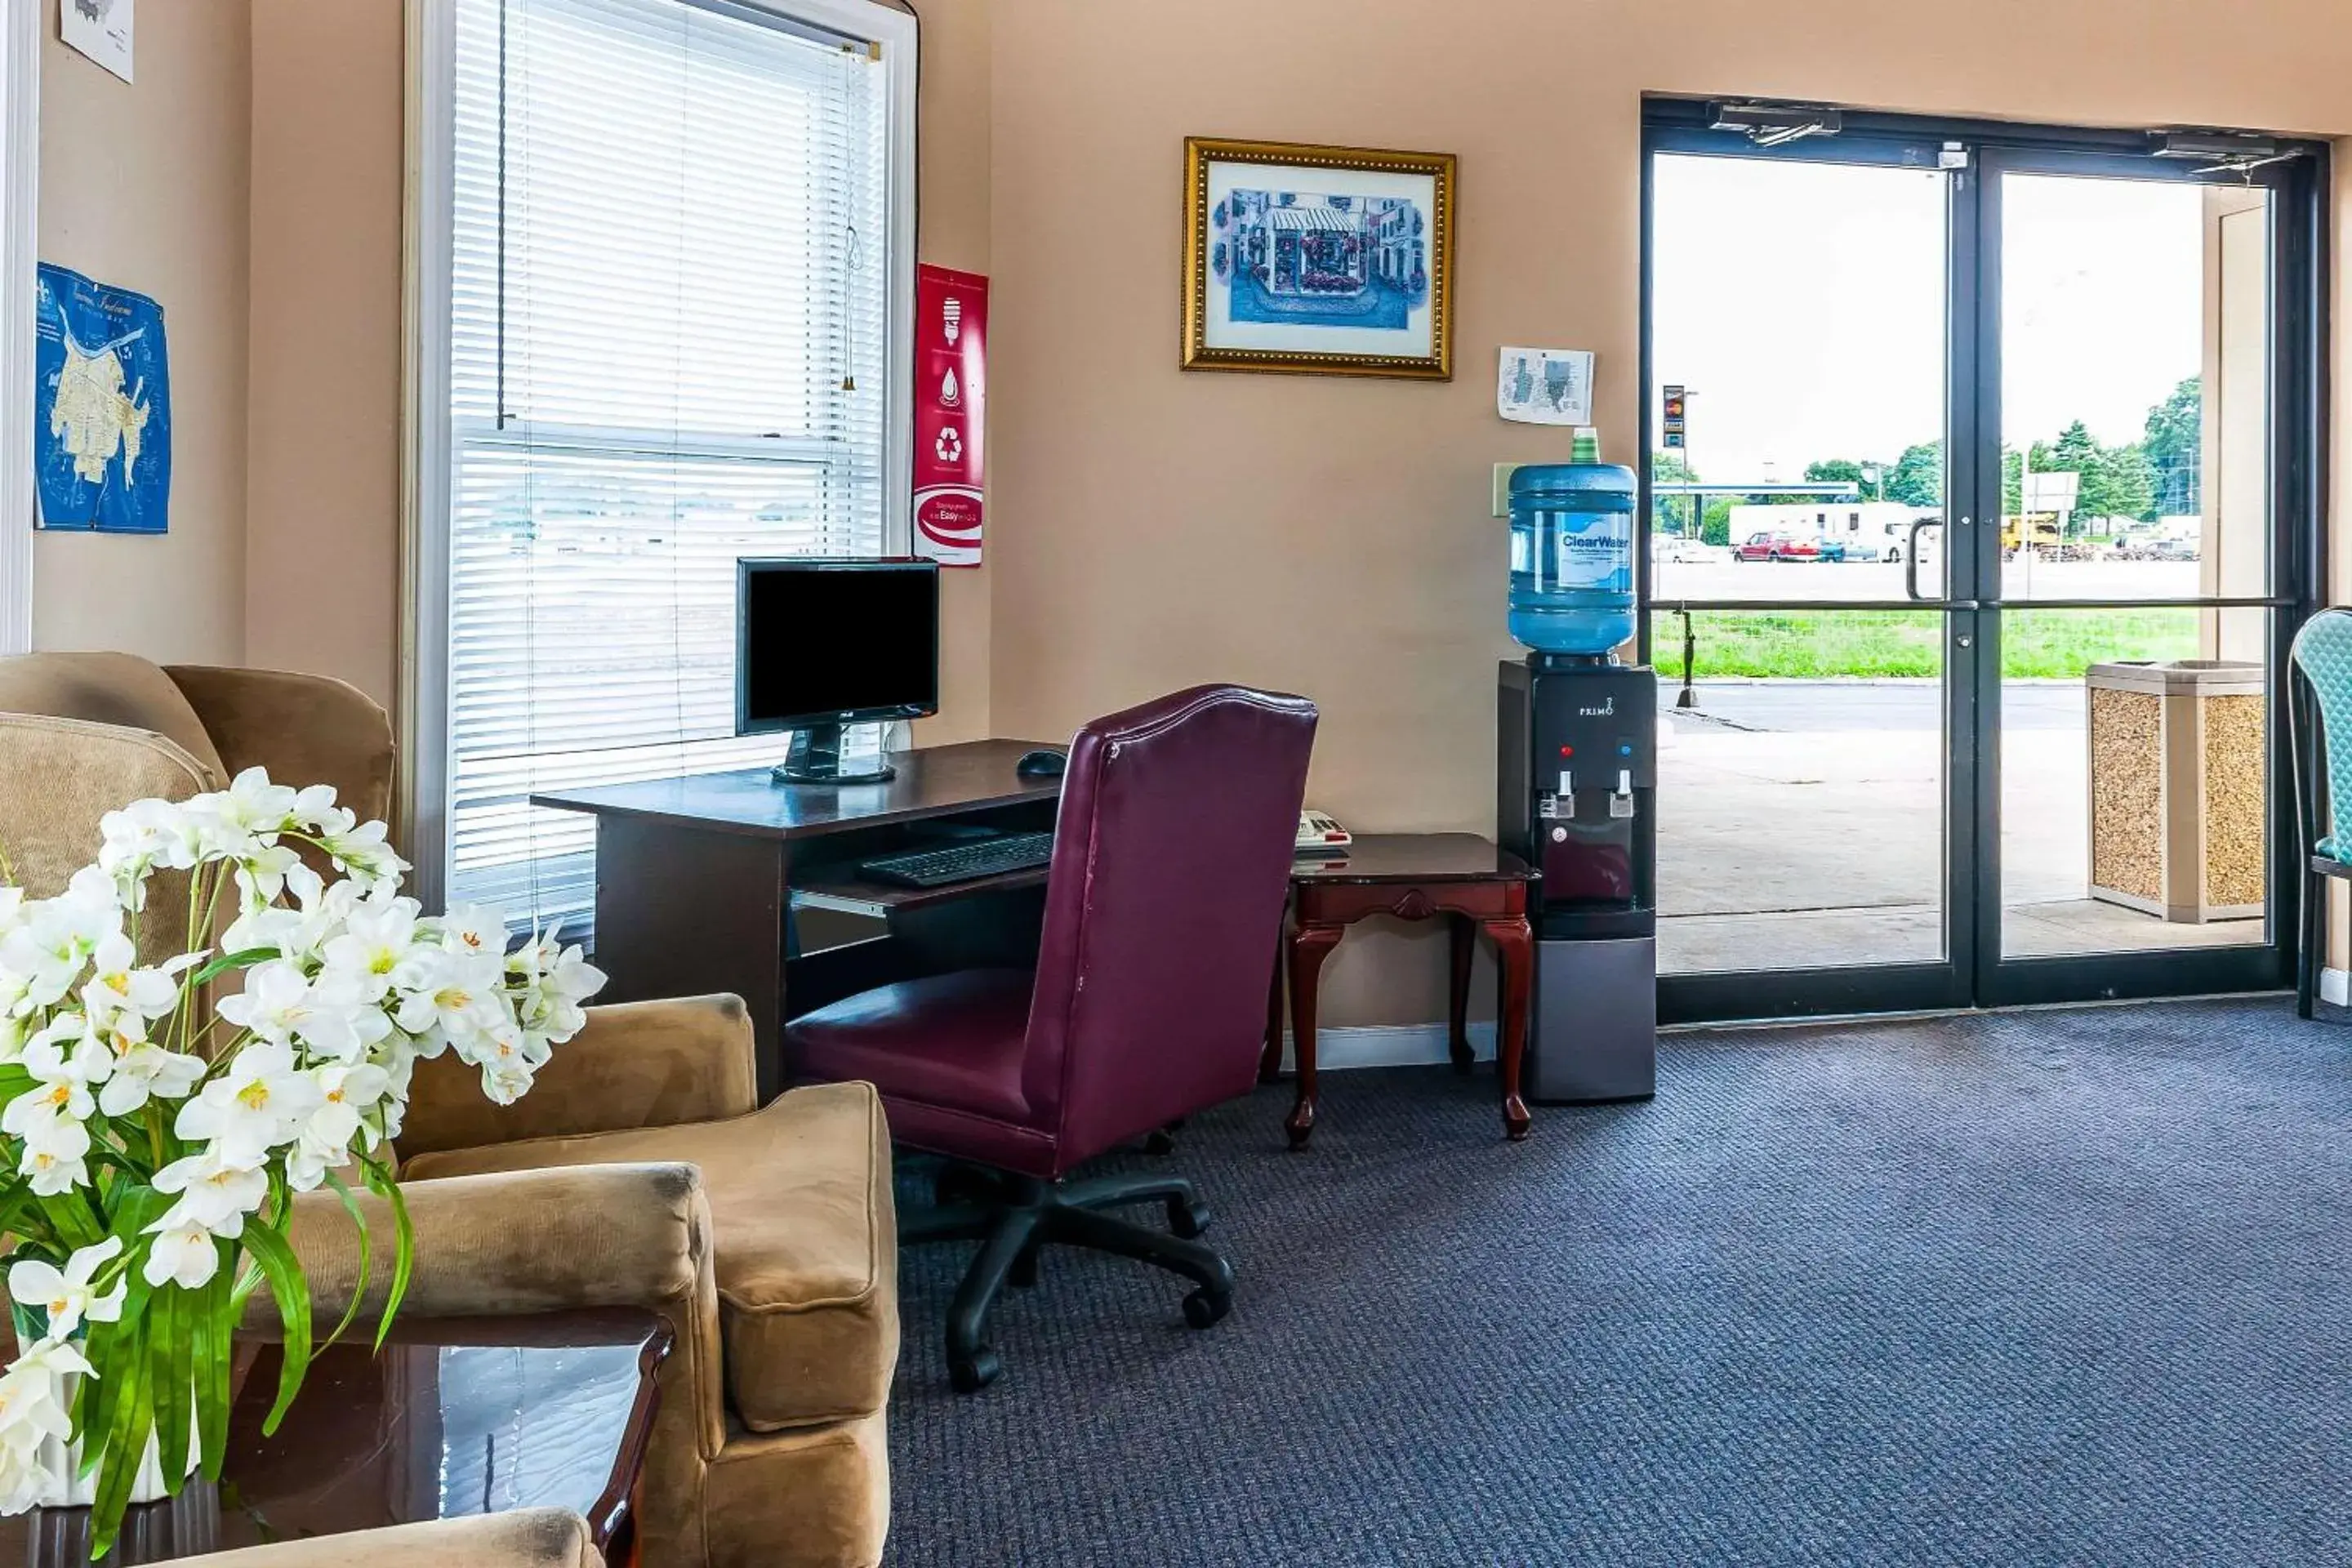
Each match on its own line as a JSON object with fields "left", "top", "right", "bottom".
{"left": 1651, "top": 676, "right": 2265, "bottom": 973}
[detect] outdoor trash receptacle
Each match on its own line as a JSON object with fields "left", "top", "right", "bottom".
{"left": 2087, "top": 658, "right": 2265, "bottom": 924}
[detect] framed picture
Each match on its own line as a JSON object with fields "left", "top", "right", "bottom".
{"left": 1183, "top": 136, "right": 1456, "bottom": 381}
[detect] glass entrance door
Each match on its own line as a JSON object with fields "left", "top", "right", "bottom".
{"left": 1642, "top": 107, "right": 2319, "bottom": 1024}
{"left": 1976, "top": 150, "right": 2301, "bottom": 1004}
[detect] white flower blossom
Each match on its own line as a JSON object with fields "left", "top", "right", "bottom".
{"left": 172, "top": 1040, "right": 323, "bottom": 1163}
{"left": 5, "top": 1239, "right": 126, "bottom": 1338}
{"left": 141, "top": 1223, "right": 222, "bottom": 1290}
{"left": 182, "top": 768, "right": 298, "bottom": 860}
{"left": 152, "top": 1147, "right": 269, "bottom": 1235}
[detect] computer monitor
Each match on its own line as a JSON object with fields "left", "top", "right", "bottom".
{"left": 737, "top": 558, "right": 941, "bottom": 785}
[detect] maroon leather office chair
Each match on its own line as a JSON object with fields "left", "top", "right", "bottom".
{"left": 786, "top": 684, "right": 1317, "bottom": 1391}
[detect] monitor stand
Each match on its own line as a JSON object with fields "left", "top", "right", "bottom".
{"left": 773, "top": 723, "right": 897, "bottom": 786}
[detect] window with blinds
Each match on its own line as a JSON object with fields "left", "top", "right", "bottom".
{"left": 443, "top": 0, "right": 901, "bottom": 940}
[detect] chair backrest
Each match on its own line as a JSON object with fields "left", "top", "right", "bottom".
{"left": 1021, "top": 685, "right": 1316, "bottom": 1166}
{"left": 2291, "top": 609, "right": 2352, "bottom": 858}
{"left": 0, "top": 650, "right": 228, "bottom": 781}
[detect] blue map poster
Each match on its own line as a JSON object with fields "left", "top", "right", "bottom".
{"left": 33, "top": 263, "right": 170, "bottom": 534}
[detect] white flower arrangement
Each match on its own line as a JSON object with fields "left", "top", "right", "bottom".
{"left": 0, "top": 769, "right": 604, "bottom": 1549}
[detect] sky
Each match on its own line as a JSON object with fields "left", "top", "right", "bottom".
{"left": 1650, "top": 154, "right": 2217, "bottom": 486}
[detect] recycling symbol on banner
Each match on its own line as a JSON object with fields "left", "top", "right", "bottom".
{"left": 934, "top": 425, "right": 964, "bottom": 464}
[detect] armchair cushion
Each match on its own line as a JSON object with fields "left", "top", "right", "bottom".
{"left": 401, "top": 1081, "right": 897, "bottom": 1434}
{"left": 0, "top": 651, "right": 227, "bottom": 782}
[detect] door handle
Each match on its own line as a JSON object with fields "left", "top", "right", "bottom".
{"left": 1904, "top": 518, "right": 1942, "bottom": 602}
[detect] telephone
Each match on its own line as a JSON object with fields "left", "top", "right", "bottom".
{"left": 1295, "top": 808, "right": 1352, "bottom": 858}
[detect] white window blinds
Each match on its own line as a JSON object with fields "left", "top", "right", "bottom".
{"left": 445, "top": 0, "right": 898, "bottom": 939}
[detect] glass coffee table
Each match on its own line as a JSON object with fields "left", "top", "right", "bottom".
{"left": 7, "top": 1307, "right": 672, "bottom": 1566}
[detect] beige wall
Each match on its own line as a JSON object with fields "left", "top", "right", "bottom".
{"left": 984, "top": 0, "right": 2352, "bottom": 1027}
{"left": 902, "top": 0, "right": 994, "bottom": 746}
{"left": 33, "top": 0, "right": 251, "bottom": 666}
{"left": 243, "top": 0, "right": 404, "bottom": 704}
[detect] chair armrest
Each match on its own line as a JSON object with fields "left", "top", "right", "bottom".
{"left": 163, "top": 664, "right": 396, "bottom": 827}
{"left": 393, "top": 995, "right": 761, "bottom": 1162}
{"left": 175, "top": 1511, "right": 601, "bottom": 1568}
{"left": 269, "top": 1162, "right": 727, "bottom": 1463}
{"left": 0, "top": 714, "right": 212, "bottom": 957}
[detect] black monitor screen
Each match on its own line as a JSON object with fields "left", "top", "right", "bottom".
{"left": 737, "top": 559, "right": 941, "bottom": 733}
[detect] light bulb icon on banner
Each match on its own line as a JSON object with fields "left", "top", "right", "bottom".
{"left": 942, "top": 297, "right": 963, "bottom": 345}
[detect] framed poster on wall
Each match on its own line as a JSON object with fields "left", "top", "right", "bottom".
{"left": 1182, "top": 136, "right": 1456, "bottom": 380}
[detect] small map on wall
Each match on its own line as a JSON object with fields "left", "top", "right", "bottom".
{"left": 34, "top": 264, "right": 171, "bottom": 535}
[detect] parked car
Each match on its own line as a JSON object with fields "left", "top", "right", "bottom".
{"left": 2145, "top": 537, "right": 2199, "bottom": 562}
{"left": 1735, "top": 532, "right": 1825, "bottom": 563}
{"left": 1655, "top": 536, "right": 1724, "bottom": 564}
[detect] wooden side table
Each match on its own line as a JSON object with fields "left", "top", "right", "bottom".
{"left": 1262, "top": 834, "right": 1537, "bottom": 1146}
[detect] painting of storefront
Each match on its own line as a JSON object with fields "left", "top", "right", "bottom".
{"left": 1215, "top": 189, "right": 1426, "bottom": 332}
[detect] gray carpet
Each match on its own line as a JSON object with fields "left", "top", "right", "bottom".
{"left": 884, "top": 999, "right": 2352, "bottom": 1566}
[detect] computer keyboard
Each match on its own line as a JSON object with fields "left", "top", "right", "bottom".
{"left": 858, "top": 831, "right": 1058, "bottom": 889}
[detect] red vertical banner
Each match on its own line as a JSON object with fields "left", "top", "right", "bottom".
{"left": 912, "top": 265, "right": 986, "bottom": 567}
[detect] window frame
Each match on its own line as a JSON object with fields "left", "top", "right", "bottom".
{"left": 399, "top": 0, "right": 919, "bottom": 906}
{"left": 0, "top": 0, "right": 38, "bottom": 656}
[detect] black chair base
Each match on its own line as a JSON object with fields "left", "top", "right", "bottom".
{"left": 902, "top": 1166, "right": 1233, "bottom": 1393}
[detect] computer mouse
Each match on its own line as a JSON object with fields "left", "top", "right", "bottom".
{"left": 1017, "top": 748, "right": 1067, "bottom": 779}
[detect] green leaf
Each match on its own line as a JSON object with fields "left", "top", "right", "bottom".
{"left": 318, "top": 1171, "right": 372, "bottom": 1351}
{"left": 193, "top": 1258, "right": 232, "bottom": 1482}
{"left": 189, "top": 948, "right": 278, "bottom": 986}
{"left": 85, "top": 1310, "right": 155, "bottom": 1561}
{"left": 361, "top": 1156, "right": 412, "bottom": 1350}
{"left": 236, "top": 1226, "right": 312, "bottom": 1437}
{"left": 75, "top": 1267, "right": 151, "bottom": 1474}
{"left": 151, "top": 1285, "right": 192, "bottom": 1488}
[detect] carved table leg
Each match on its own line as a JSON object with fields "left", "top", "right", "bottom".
{"left": 1446, "top": 913, "right": 1476, "bottom": 1074}
{"left": 1483, "top": 915, "right": 1534, "bottom": 1141}
{"left": 1258, "top": 942, "right": 1286, "bottom": 1085}
{"left": 1285, "top": 923, "right": 1345, "bottom": 1149}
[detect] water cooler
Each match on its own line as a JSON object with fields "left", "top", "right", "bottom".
{"left": 1496, "top": 439, "right": 1658, "bottom": 1102}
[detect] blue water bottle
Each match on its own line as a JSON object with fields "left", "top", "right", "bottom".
{"left": 1508, "top": 429, "right": 1637, "bottom": 656}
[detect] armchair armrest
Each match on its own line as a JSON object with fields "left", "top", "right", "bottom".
{"left": 270, "top": 1161, "right": 726, "bottom": 1463}
{"left": 393, "top": 995, "right": 761, "bottom": 1162}
{"left": 181, "top": 1511, "right": 601, "bottom": 1568}
{"left": 163, "top": 664, "right": 396, "bottom": 827}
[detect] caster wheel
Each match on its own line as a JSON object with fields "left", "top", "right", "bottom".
{"left": 1168, "top": 1197, "right": 1212, "bottom": 1240}
{"left": 1182, "top": 1288, "right": 1231, "bottom": 1330}
{"left": 949, "top": 1347, "right": 1003, "bottom": 1393}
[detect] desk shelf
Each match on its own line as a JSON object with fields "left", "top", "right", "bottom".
{"left": 790, "top": 862, "right": 1053, "bottom": 915}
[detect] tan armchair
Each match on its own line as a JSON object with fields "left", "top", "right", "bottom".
{"left": 172, "top": 1510, "right": 604, "bottom": 1568}
{"left": 280, "top": 996, "right": 899, "bottom": 1568}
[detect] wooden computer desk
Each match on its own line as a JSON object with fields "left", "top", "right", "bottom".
{"left": 533, "top": 738, "right": 1062, "bottom": 1097}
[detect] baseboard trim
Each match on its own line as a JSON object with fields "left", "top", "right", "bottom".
{"left": 2324, "top": 968, "right": 2350, "bottom": 1008}
{"left": 1270, "top": 1020, "right": 1499, "bottom": 1073}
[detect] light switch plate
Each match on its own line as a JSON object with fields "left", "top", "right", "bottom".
{"left": 1492, "top": 462, "right": 1519, "bottom": 518}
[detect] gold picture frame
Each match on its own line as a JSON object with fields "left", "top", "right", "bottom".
{"left": 1182, "top": 136, "right": 1456, "bottom": 380}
